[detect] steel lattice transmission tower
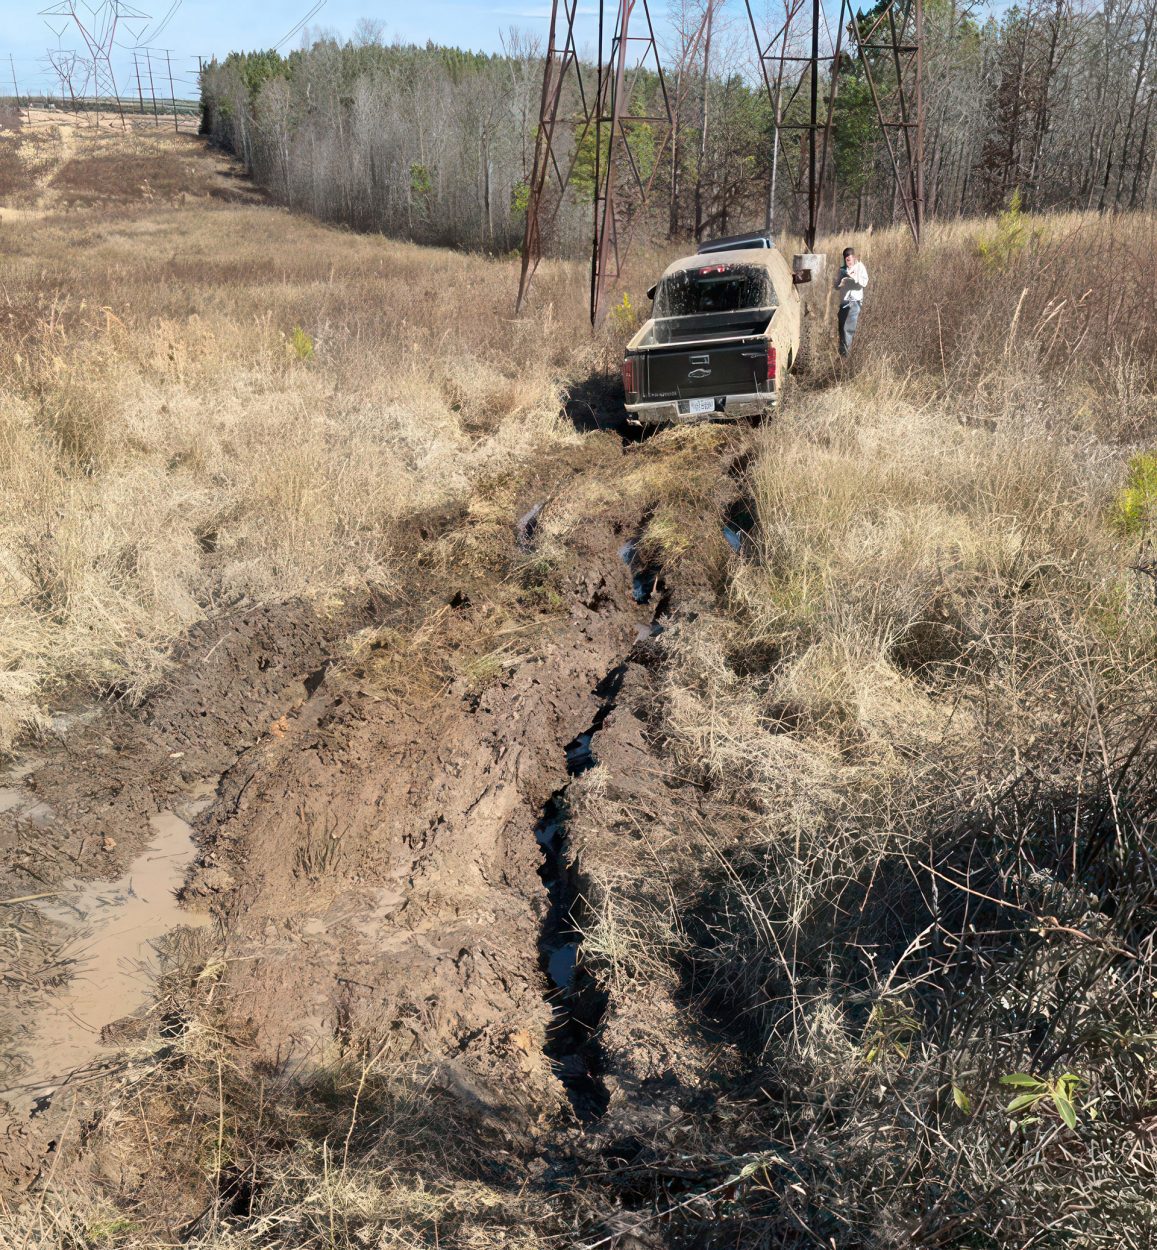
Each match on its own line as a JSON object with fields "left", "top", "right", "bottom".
{"left": 40, "top": 0, "right": 151, "bottom": 125}
{"left": 516, "top": 0, "right": 714, "bottom": 325}
{"left": 850, "top": 0, "right": 925, "bottom": 246}
{"left": 44, "top": 47, "right": 81, "bottom": 109}
{"left": 517, "top": 0, "right": 925, "bottom": 323}
{"left": 746, "top": 0, "right": 925, "bottom": 251}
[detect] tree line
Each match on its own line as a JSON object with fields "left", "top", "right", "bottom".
{"left": 198, "top": 0, "right": 1157, "bottom": 255}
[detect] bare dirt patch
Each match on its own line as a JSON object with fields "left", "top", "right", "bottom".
{"left": 0, "top": 113, "right": 262, "bottom": 213}
{"left": 194, "top": 510, "right": 646, "bottom": 1110}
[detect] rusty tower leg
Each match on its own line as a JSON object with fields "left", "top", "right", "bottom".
{"left": 517, "top": 0, "right": 925, "bottom": 323}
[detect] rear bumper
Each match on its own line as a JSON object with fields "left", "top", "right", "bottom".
{"left": 624, "top": 391, "right": 775, "bottom": 426}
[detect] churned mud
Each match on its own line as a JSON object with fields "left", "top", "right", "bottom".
{"left": 183, "top": 498, "right": 653, "bottom": 1125}
{"left": 0, "top": 598, "right": 366, "bottom": 1197}
{"left": 0, "top": 423, "right": 751, "bottom": 1241}
{"left": 532, "top": 538, "right": 668, "bottom": 1120}
{"left": 534, "top": 662, "right": 626, "bottom": 1122}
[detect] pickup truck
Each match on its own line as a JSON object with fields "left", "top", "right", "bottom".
{"left": 621, "top": 232, "right": 804, "bottom": 426}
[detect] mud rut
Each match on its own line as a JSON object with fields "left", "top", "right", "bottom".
{"left": 0, "top": 430, "right": 753, "bottom": 1238}
{"left": 536, "top": 540, "right": 665, "bottom": 1122}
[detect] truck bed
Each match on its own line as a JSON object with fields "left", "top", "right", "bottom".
{"left": 626, "top": 309, "right": 776, "bottom": 403}
{"left": 623, "top": 244, "right": 799, "bottom": 424}
{"left": 636, "top": 308, "right": 774, "bottom": 346}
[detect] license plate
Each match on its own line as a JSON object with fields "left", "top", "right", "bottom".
{"left": 688, "top": 397, "right": 716, "bottom": 415}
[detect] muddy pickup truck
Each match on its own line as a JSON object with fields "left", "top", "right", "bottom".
{"left": 621, "top": 232, "right": 804, "bottom": 426}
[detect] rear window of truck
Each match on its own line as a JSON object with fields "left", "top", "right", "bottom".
{"left": 655, "top": 263, "right": 775, "bottom": 318}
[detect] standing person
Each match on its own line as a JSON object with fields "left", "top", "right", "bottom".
{"left": 834, "top": 246, "right": 869, "bottom": 357}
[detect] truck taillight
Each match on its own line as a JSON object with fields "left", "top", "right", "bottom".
{"left": 767, "top": 343, "right": 777, "bottom": 383}
{"left": 622, "top": 356, "right": 635, "bottom": 395}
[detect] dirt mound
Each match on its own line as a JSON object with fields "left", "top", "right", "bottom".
{"left": 145, "top": 601, "right": 345, "bottom": 774}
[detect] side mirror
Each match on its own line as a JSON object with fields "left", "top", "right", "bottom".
{"left": 646, "top": 284, "right": 657, "bottom": 301}
{"left": 792, "top": 270, "right": 812, "bottom": 285}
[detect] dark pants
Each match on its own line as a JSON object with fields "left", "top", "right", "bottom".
{"left": 838, "top": 300, "right": 861, "bottom": 356}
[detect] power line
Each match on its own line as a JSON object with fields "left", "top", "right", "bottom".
{"left": 9, "top": 54, "right": 31, "bottom": 124}
{"left": 143, "top": 44, "right": 159, "bottom": 122}
{"left": 134, "top": 0, "right": 180, "bottom": 48}
{"left": 274, "top": 0, "right": 327, "bottom": 52}
{"left": 163, "top": 46, "right": 178, "bottom": 129}
{"left": 39, "top": 1, "right": 152, "bottom": 126}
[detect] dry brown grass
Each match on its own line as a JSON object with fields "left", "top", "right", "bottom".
{"left": 814, "top": 210, "right": 1157, "bottom": 439}
{"left": 580, "top": 214, "right": 1157, "bottom": 1246}
{"left": 0, "top": 120, "right": 625, "bottom": 751}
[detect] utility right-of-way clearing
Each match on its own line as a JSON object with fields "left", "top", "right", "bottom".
{"left": 3, "top": 110, "right": 1155, "bottom": 1250}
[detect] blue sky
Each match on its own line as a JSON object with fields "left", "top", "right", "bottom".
{"left": 3, "top": 0, "right": 605, "bottom": 95}
{"left": 3, "top": 0, "right": 991, "bottom": 99}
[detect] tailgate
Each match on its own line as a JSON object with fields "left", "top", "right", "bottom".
{"left": 634, "top": 338, "right": 770, "bottom": 401}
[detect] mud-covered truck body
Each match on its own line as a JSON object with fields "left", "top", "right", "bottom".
{"left": 621, "top": 233, "right": 802, "bottom": 426}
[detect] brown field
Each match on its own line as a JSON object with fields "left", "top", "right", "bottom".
{"left": 1, "top": 114, "right": 1156, "bottom": 1249}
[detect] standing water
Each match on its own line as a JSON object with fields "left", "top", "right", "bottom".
{"left": 534, "top": 668, "right": 624, "bottom": 1121}
{"left": 0, "top": 784, "right": 212, "bottom": 1111}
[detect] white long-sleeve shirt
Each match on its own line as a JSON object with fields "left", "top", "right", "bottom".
{"left": 837, "top": 260, "right": 869, "bottom": 306}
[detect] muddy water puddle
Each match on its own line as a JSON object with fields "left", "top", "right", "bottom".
{"left": 1, "top": 784, "right": 213, "bottom": 1111}
{"left": 0, "top": 758, "right": 46, "bottom": 817}
{"left": 723, "top": 498, "right": 757, "bottom": 555}
{"left": 534, "top": 706, "right": 613, "bottom": 1120}
{"left": 0, "top": 788, "right": 28, "bottom": 815}
{"left": 534, "top": 662, "right": 630, "bottom": 1120}
{"left": 619, "top": 541, "right": 658, "bottom": 605}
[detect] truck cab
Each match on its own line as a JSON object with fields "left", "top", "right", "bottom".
{"left": 622, "top": 233, "right": 802, "bottom": 426}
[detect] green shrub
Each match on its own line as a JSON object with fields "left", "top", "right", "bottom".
{"left": 86, "top": 1215, "right": 137, "bottom": 1244}
{"left": 977, "top": 187, "right": 1034, "bottom": 269}
{"left": 289, "top": 324, "right": 314, "bottom": 362}
{"left": 607, "top": 291, "right": 638, "bottom": 336}
{"left": 1113, "top": 451, "right": 1157, "bottom": 534}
